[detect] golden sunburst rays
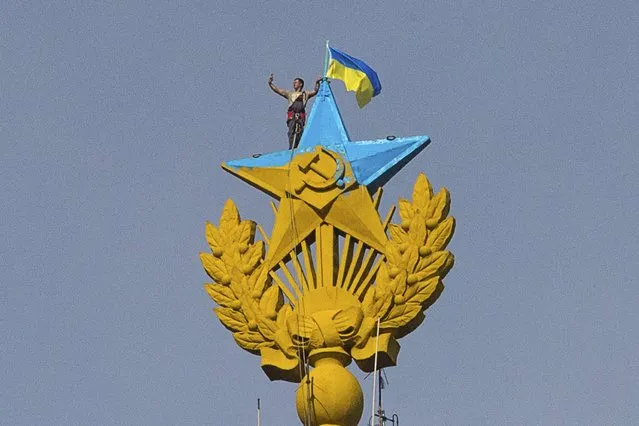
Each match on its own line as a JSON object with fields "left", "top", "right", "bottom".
{"left": 265, "top": 189, "right": 395, "bottom": 308}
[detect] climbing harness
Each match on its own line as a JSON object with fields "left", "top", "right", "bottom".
{"left": 288, "top": 112, "right": 305, "bottom": 149}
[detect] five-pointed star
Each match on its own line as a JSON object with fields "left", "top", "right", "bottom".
{"left": 221, "top": 80, "right": 430, "bottom": 268}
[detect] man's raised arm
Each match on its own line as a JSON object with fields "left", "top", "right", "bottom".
{"left": 307, "top": 77, "right": 322, "bottom": 99}
{"left": 268, "top": 73, "right": 287, "bottom": 98}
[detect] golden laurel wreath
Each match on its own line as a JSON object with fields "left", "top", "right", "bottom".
{"left": 200, "top": 173, "right": 454, "bottom": 382}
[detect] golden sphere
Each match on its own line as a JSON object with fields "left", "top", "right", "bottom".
{"left": 296, "top": 351, "right": 363, "bottom": 426}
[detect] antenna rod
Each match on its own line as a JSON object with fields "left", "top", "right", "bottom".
{"left": 371, "top": 317, "right": 381, "bottom": 425}
{"left": 257, "top": 398, "right": 261, "bottom": 426}
{"left": 323, "top": 40, "right": 330, "bottom": 77}
{"left": 378, "top": 370, "right": 383, "bottom": 426}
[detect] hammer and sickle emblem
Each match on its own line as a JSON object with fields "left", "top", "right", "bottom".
{"left": 292, "top": 147, "right": 346, "bottom": 194}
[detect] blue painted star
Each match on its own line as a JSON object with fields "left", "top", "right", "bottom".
{"left": 222, "top": 80, "right": 430, "bottom": 196}
{"left": 221, "top": 80, "right": 431, "bottom": 267}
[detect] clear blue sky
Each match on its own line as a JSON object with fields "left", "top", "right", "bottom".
{"left": 2, "top": 1, "right": 638, "bottom": 424}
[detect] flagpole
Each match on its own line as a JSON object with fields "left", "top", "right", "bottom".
{"left": 323, "top": 40, "right": 330, "bottom": 78}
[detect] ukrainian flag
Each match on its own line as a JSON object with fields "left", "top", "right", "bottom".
{"left": 326, "top": 47, "right": 382, "bottom": 108}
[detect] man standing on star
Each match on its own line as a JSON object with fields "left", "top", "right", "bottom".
{"left": 268, "top": 74, "right": 321, "bottom": 149}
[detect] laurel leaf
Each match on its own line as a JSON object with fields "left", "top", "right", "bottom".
{"left": 416, "top": 251, "right": 454, "bottom": 281}
{"left": 426, "top": 188, "right": 450, "bottom": 224}
{"left": 229, "top": 270, "right": 247, "bottom": 297}
{"left": 402, "top": 245, "right": 419, "bottom": 272}
{"left": 219, "top": 199, "right": 240, "bottom": 234}
{"left": 402, "top": 280, "right": 417, "bottom": 299}
{"left": 361, "top": 288, "right": 391, "bottom": 319}
{"left": 390, "top": 270, "right": 407, "bottom": 297}
{"left": 233, "top": 331, "right": 269, "bottom": 352}
{"left": 204, "top": 283, "right": 236, "bottom": 307}
{"left": 398, "top": 198, "right": 414, "bottom": 222}
{"left": 215, "top": 307, "right": 248, "bottom": 332}
{"left": 423, "top": 280, "right": 444, "bottom": 310}
{"left": 376, "top": 263, "right": 392, "bottom": 294}
{"left": 200, "top": 253, "right": 227, "bottom": 282}
{"left": 205, "top": 222, "right": 225, "bottom": 255}
{"left": 388, "top": 224, "right": 408, "bottom": 244}
{"left": 242, "top": 240, "right": 264, "bottom": 271}
{"left": 409, "top": 277, "right": 440, "bottom": 305}
{"left": 408, "top": 213, "right": 427, "bottom": 245}
{"left": 381, "top": 302, "right": 422, "bottom": 329}
{"left": 259, "top": 285, "right": 283, "bottom": 314}
{"left": 235, "top": 220, "right": 255, "bottom": 246}
{"left": 248, "top": 265, "right": 270, "bottom": 295}
{"left": 385, "top": 241, "right": 402, "bottom": 267}
{"left": 412, "top": 173, "right": 433, "bottom": 210}
{"left": 257, "top": 316, "right": 278, "bottom": 340}
{"left": 426, "top": 217, "right": 455, "bottom": 252}
{"left": 238, "top": 292, "right": 259, "bottom": 322}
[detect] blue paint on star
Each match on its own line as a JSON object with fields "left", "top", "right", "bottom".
{"left": 296, "top": 81, "right": 350, "bottom": 149}
{"left": 222, "top": 80, "right": 430, "bottom": 192}
{"left": 343, "top": 136, "right": 429, "bottom": 191}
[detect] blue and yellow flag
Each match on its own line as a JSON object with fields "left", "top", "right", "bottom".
{"left": 326, "top": 47, "right": 381, "bottom": 108}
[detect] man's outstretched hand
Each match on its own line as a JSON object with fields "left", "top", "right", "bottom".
{"left": 268, "top": 73, "right": 274, "bottom": 85}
